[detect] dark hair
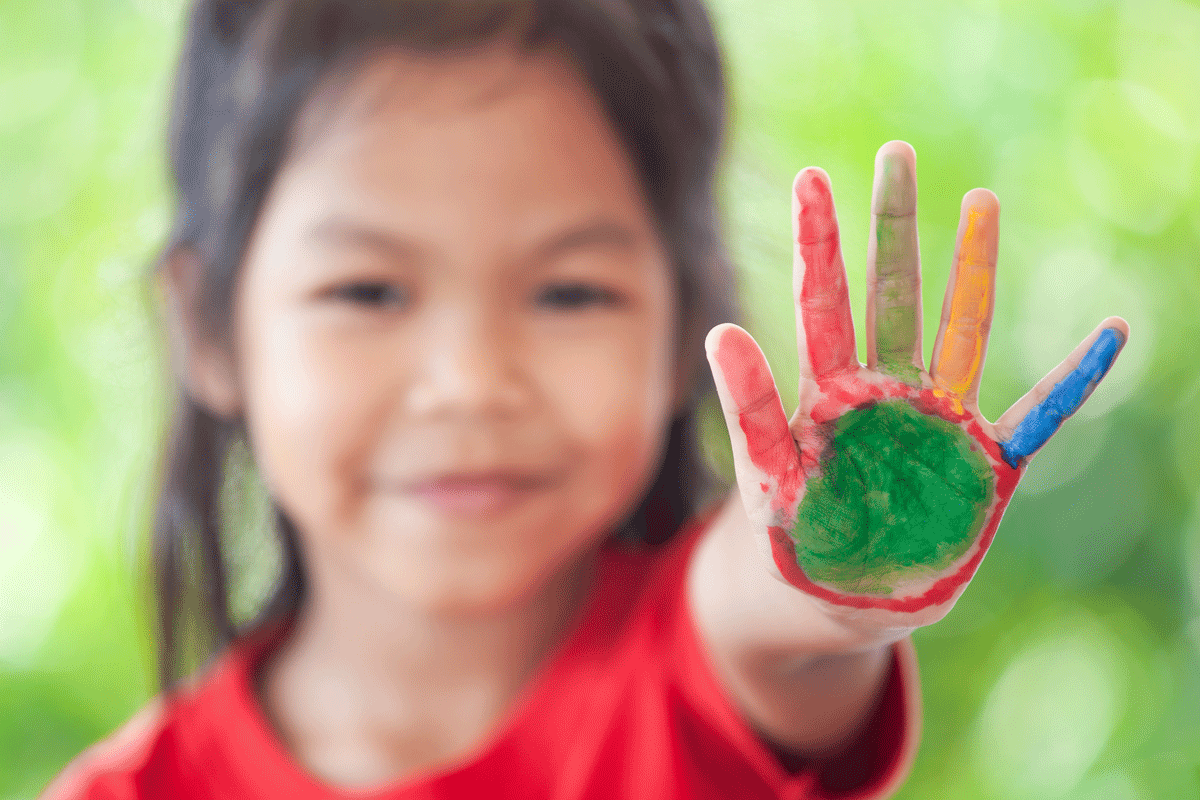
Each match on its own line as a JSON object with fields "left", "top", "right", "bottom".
{"left": 152, "top": 0, "right": 739, "bottom": 693}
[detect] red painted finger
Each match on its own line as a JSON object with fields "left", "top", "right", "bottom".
{"left": 705, "top": 323, "right": 800, "bottom": 482}
{"left": 794, "top": 168, "right": 859, "bottom": 382}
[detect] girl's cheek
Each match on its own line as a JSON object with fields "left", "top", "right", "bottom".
{"left": 535, "top": 325, "right": 676, "bottom": 467}
{"left": 242, "top": 316, "right": 391, "bottom": 530}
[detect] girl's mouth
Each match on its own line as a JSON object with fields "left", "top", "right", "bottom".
{"left": 403, "top": 473, "right": 556, "bottom": 516}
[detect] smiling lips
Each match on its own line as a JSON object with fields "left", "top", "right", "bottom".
{"left": 403, "top": 473, "right": 557, "bottom": 516}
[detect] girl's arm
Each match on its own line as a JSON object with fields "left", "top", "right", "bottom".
{"left": 689, "top": 492, "right": 899, "bottom": 755}
{"left": 689, "top": 141, "right": 1128, "bottom": 756}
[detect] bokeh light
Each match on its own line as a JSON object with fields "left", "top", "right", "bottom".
{"left": 2, "top": 0, "right": 1199, "bottom": 797}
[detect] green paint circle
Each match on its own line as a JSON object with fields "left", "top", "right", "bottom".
{"left": 793, "top": 399, "right": 995, "bottom": 593}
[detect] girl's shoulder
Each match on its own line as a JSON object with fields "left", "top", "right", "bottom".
{"left": 39, "top": 694, "right": 177, "bottom": 800}
{"left": 38, "top": 632, "right": 275, "bottom": 800}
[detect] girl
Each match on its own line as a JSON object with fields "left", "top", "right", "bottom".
{"left": 43, "top": 1, "right": 1128, "bottom": 798}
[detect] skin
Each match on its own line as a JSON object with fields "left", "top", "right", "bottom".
{"left": 705, "top": 140, "right": 1129, "bottom": 630}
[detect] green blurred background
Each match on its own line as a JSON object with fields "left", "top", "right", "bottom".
{"left": 2, "top": 0, "right": 1199, "bottom": 797}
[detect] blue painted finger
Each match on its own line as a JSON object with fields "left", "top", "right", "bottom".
{"left": 999, "top": 327, "right": 1125, "bottom": 468}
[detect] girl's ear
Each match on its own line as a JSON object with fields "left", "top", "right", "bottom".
{"left": 156, "top": 245, "right": 242, "bottom": 418}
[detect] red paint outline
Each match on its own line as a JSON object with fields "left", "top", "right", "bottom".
{"left": 770, "top": 411, "right": 1020, "bottom": 613}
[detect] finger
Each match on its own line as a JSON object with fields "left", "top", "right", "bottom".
{"left": 705, "top": 323, "right": 801, "bottom": 484}
{"left": 793, "top": 168, "right": 858, "bottom": 382}
{"left": 995, "top": 318, "right": 1129, "bottom": 468}
{"left": 930, "top": 188, "right": 999, "bottom": 404}
{"left": 866, "top": 141, "right": 922, "bottom": 382}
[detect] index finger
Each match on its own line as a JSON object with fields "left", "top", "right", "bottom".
{"left": 794, "top": 168, "right": 858, "bottom": 382}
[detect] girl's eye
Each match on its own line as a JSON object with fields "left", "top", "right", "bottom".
{"left": 331, "top": 282, "right": 408, "bottom": 308}
{"left": 535, "top": 283, "right": 623, "bottom": 310}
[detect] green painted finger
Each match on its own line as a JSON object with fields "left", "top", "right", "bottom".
{"left": 868, "top": 143, "right": 922, "bottom": 383}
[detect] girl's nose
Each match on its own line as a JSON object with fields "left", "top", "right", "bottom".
{"left": 405, "top": 310, "right": 530, "bottom": 418}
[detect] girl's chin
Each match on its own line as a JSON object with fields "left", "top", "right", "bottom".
{"left": 362, "top": 538, "right": 597, "bottom": 615}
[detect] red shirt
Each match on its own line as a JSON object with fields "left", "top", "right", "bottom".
{"left": 43, "top": 517, "right": 921, "bottom": 800}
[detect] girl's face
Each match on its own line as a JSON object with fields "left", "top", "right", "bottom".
{"left": 228, "top": 44, "right": 680, "bottom": 612}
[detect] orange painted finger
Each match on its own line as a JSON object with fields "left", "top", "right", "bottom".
{"left": 930, "top": 189, "right": 998, "bottom": 403}
{"left": 793, "top": 168, "right": 858, "bottom": 382}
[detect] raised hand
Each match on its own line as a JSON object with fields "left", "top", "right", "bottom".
{"left": 706, "top": 141, "right": 1128, "bottom": 629}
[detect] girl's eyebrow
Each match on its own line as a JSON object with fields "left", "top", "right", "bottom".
{"left": 307, "top": 216, "right": 424, "bottom": 261}
{"left": 536, "top": 220, "right": 641, "bottom": 261}
{"left": 305, "top": 216, "right": 642, "bottom": 263}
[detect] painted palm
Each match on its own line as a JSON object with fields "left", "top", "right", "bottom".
{"left": 707, "top": 142, "right": 1128, "bottom": 627}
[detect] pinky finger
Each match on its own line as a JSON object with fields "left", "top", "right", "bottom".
{"left": 995, "top": 317, "right": 1129, "bottom": 469}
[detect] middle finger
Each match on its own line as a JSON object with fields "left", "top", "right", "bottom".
{"left": 867, "top": 141, "right": 923, "bottom": 383}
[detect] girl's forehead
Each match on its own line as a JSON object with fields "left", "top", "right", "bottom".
{"left": 268, "top": 42, "right": 657, "bottom": 247}
{"left": 289, "top": 41, "right": 586, "bottom": 163}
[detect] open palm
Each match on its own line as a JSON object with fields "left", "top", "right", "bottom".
{"left": 706, "top": 141, "right": 1128, "bottom": 628}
